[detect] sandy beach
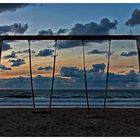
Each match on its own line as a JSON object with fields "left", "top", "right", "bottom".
{"left": 0, "top": 108, "right": 140, "bottom": 136}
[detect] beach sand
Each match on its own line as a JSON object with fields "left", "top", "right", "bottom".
{"left": 0, "top": 108, "right": 140, "bottom": 136}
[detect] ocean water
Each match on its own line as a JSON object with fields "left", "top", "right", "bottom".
{"left": 0, "top": 89, "right": 140, "bottom": 108}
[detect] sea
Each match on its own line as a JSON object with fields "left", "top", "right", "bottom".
{"left": 0, "top": 89, "right": 140, "bottom": 108}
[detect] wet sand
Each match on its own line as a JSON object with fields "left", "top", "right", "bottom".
{"left": 0, "top": 108, "right": 140, "bottom": 136}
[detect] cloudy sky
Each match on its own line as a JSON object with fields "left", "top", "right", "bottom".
{"left": 0, "top": 3, "right": 140, "bottom": 89}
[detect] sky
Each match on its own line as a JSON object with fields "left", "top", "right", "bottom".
{"left": 0, "top": 3, "right": 140, "bottom": 89}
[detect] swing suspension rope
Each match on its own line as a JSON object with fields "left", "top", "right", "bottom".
{"left": 82, "top": 40, "right": 90, "bottom": 109}
{"left": 136, "top": 39, "right": 140, "bottom": 72}
{"left": 103, "top": 40, "right": 111, "bottom": 109}
{"left": 49, "top": 40, "right": 57, "bottom": 109}
{"left": 28, "top": 40, "right": 35, "bottom": 110}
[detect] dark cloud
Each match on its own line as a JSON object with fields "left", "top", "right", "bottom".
{"left": 58, "top": 18, "right": 118, "bottom": 49}
{"left": 0, "top": 66, "right": 139, "bottom": 89}
{"left": 16, "top": 49, "right": 35, "bottom": 54}
{"left": 37, "top": 65, "right": 53, "bottom": 71}
{"left": 126, "top": 65, "right": 134, "bottom": 68}
{"left": 90, "top": 63, "right": 106, "bottom": 73}
{"left": 38, "top": 28, "right": 69, "bottom": 35}
{"left": 60, "top": 63, "right": 106, "bottom": 78}
{"left": 0, "top": 75, "right": 51, "bottom": 89}
{"left": 120, "top": 51, "right": 137, "bottom": 57}
{"left": 117, "top": 71, "right": 125, "bottom": 74}
{"left": 57, "top": 28, "right": 69, "bottom": 34}
{"left": 2, "top": 43, "right": 12, "bottom": 51}
{"left": 0, "top": 3, "right": 30, "bottom": 13}
{"left": 70, "top": 18, "right": 118, "bottom": 35}
{"left": 0, "top": 64, "right": 11, "bottom": 71}
{"left": 3, "top": 51, "right": 17, "bottom": 59}
{"left": 88, "top": 49, "right": 107, "bottom": 55}
{"left": 57, "top": 40, "right": 81, "bottom": 49}
{"left": 125, "top": 9, "right": 140, "bottom": 27}
{"left": 9, "top": 59, "right": 25, "bottom": 67}
{"left": 125, "top": 70, "right": 138, "bottom": 82}
{"left": 38, "top": 29, "right": 53, "bottom": 35}
{"left": 36, "top": 49, "right": 54, "bottom": 57}
{"left": 60, "top": 66, "right": 83, "bottom": 77}
{"left": 0, "top": 23, "right": 29, "bottom": 34}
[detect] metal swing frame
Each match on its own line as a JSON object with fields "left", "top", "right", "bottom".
{"left": 0, "top": 35, "right": 140, "bottom": 111}
{"left": 136, "top": 39, "right": 140, "bottom": 72}
{"left": 0, "top": 38, "right": 2, "bottom": 64}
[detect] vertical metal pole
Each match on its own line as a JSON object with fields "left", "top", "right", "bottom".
{"left": 103, "top": 40, "right": 111, "bottom": 109}
{"left": 0, "top": 40, "right": 2, "bottom": 96}
{"left": 28, "top": 40, "right": 35, "bottom": 110}
{"left": 0, "top": 39, "right": 3, "bottom": 65}
{"left": 49, "top": 40, "right": 57, "bottom": 109}
{"left": 82, "top": 40, "right": 90, "bottom": 109}
{"left": 136, "top": 39, "right": 140, "bottom": 72}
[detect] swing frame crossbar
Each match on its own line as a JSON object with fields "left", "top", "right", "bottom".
{"left": 0, "top": 35, "right": 140, "bottom": 41}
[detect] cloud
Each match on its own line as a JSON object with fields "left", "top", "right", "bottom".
{"left": 126, "top": 65, "right": 134, "bottom": 68}
{"left": 38, "top": 28, "right": 69, "bottom": 35}
{"left": 0, "top": 65, "right": 139, "bottom": 89}
{"left": 9, "top": 58, "right": 25, "bottom": 67}
{"left": 117, "top": 71, "right": 125, "bottom": 73}
{"left": 57, "top": 18, "right": 118, "bottom": 49}
{"left": 60, "top": 66, "right": 83, "bottom": 77}
{"left": 37, "top": 65, "right": 53, "bottom": 71}
{"left": 120, "top": 51, "right": 137, "bottom": 57}
{"left": 57, "top": 28, "right": 69, "bottom": 34}
{"left": 0, "top": 64, "right": 11, "bottom": 71}
{"left": 70, "top": 18, "right": 118, "bottom": 35}
{"left": 0, "top": 3, "right": 30, "bottom": 13}
{"left": 38, "top": 29, "right": 53, "bottom": 35}
{"left": 125, "top": 70, "right": 138, "bottom": 82}
{"left": 2, "top": 43, "right": 12, "bottom": 51}
{"left": 90, "top": 63, "right": 106, "bottom": 73}
{"left": 57, "top": 40, "right": 82, "bottom": 49}
{"left": 125, "top": 9, "right": 140, "bottom": 27}
{"left": 16, "top": 49, "right": 35, "bottom": 54}
{"left": 88, "top": 49, "right": 107, "bottom": 55}
{"left": 3, "top": 49, "right": 35, "bottom": 59}
{"left": 3, "top": 51, "right": 17, "bottom": 59}
{"left": 0, "top": 75, "right": 52, "bottom": 89}
{"left": 0, "top": 23, "right": 29, "bottom": 34}
{"left": 36, "top": 49, "right": 54, "bottom": 57}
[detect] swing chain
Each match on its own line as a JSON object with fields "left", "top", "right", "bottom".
{"left": 82, "top": 40, "right": 84, "bottom": 47}
{"left": 82, "top": 40, "right": 86, "bottom": 68}
{"left": 103, "top": 39, "right": 111, "bottom": 110}
{"left": 108, "top": 39, "right": 111, "bottom": 59}
{"left": 49, "top": 40, "right": 57, "bottom": 109}
{"left": 82, "top": 40, "right": 90, "bottom": 109}
{"left": 28, "top": 40, "right": 31, "bottom": 50}
{"left": 28, "top": 40, "right": 35, "bottom": 110}
{"left": 52, "top": 40, "right": 58, "bottom": 57}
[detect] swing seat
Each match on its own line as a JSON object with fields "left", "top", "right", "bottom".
{"left": 32, "top": 109, "right": 52, "bottom": 114}
{"left": 87, "top": 114, "right": 106, "bottom": 119}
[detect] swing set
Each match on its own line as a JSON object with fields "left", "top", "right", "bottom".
{"left": 0, "top": 35, "right": 140, "bottom": 112}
